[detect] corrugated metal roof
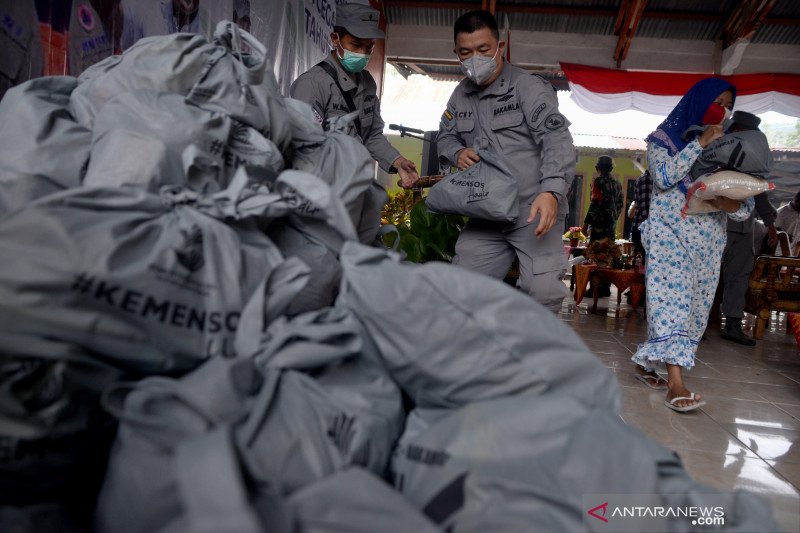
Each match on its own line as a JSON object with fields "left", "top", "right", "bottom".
{"left": 383, "top": 0, "right": 799, "bottom": 44}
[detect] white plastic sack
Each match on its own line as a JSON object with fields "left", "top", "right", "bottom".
{"left": 683, "top": 170, "right": 774, "bottom": 215}
{"left": 335, "top": 243, "right": 620, "bottom": 410}
{"left": 85, "top": 90, "right": 284, "bottom": 192}
{"left": 425, "top": 150, "right": 519, "bottom": 222}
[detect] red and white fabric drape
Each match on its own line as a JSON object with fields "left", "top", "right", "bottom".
{"left": 561, "top": 62, "right": 800, "bottom": 118}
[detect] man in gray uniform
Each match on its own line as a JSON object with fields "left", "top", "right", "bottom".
{"left": 437, "top": 10, "right": 575, "bottom": 312}
{"left": 290, "top": 3, "right": 419, "bottom": 188}
{"left": 717, "top": 112, "right": 777, "bottom": 345}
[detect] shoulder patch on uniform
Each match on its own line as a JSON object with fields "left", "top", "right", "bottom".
{"left": 531, "top": 102, "right": 547, "bottom": 123}
{"left": 443, "top": 109, "right": 454, "bottom": 122}
{"left": 544, "top": 113, "right": 566, "bottom": 130}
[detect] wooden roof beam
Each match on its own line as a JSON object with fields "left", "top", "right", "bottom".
{"left": 723, "top": 0, "right": 777, "bottom": 48}
{"left": 614, "top": 0, "right": 648, "bottom": 68}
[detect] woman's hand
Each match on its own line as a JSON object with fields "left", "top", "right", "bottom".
{"left": 698, "top": 124, "right": 724, "bottom": 148}
{"left": 709, "top": 196, "right": 741, "bottom": 213}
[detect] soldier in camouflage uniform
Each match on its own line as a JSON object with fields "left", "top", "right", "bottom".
{"left": 583, "top": 155, "right": 624, "bottom": 242}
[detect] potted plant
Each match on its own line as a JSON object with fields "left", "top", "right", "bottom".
{"left": 563, "top": 226, "right": 587, "bottom": 248}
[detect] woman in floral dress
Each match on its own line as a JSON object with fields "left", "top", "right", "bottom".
{"left": 631, "top": 78, "right": 753, "bottom": 413}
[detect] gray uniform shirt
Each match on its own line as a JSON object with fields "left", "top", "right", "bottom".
{"left": 290, "top": 54, "right": 400, "bottom": 172}
{"left": 437, "top": 61, "right": 575, "bottom": 220}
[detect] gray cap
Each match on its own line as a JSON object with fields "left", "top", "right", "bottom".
{"left": 731, "top": 110, "right": 761, "bottom": 131}
{"left": 596, "top": 155, "right": 614, "bottom": 169}
{"left": 335, "top": 3, "right": 385, "bottom": 39}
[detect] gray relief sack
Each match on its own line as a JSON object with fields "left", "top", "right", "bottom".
{"left": 284, "top": 100, "right": 387, "bottom": 244}
{"left": 391, "top": 393, "right": 779, "bottom": 532}
{"left": 232, "top": 308, "right": 404, "bottom": 492}
{"left": 85, "top": 90, "right": 284, "bottom": 193}
{"left": 95, "top": 358, "right": 269, "bottom": 533}
{"left": 336, "top": 243, "right": 619, "bottom": 411}
{"left": 425, "top": 149, "right": 519, "bottom": 222}
{"left": 691, "top": 129, "right": 774, "bottom": 180}
{"left": 288, "top": 468, "right": 441, "bottom": 533}
{"left": 72, "top": 21, "right": 292, "bottom": 153}
{"left": 0, "top": 77, "right": 89, "bottom": 216}
{"left": 0, "top": 179, "right": 295, "bottom": 374}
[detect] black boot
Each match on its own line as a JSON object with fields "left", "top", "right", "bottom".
{"left": 721, "top": 319, "right": 756, "bottom": 346}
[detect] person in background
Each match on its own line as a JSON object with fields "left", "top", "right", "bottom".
{"left": 290, "top": 3, "right": 419, "bottom": 188}
{"left": 583, "top": 155, "right": 623, "bottom": 297}
{"left": 719, "top": 111, "right": 777, "bottom": 346}
{"left": 775, "top": 191, "right": 800, "bottom": 256}
{"left": 630, "top": 78, "right": 752, "bottom": 413}
{"left": 583, "top": 155, "right": 623, "bottom": 242}
{"left": 436, "top": 10, "right": 575, "bottom": 313}
{"left": 120, "top": 0, "right": 204, "bottom": 50}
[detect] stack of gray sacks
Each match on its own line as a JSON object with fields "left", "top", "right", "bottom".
{"left": 0, "top": 22, "right": 778, "bottom": 533}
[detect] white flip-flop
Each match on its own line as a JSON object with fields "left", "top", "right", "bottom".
{"left": 664, "top": 393, "right": 706, "bottom": 413}
{"left": 635, "top": 373, "right": 668, "bottom": 389}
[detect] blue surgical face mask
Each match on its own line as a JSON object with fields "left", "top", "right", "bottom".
{"left": 460, "top": 46, "right": 499, "bottom": 86}
{"left": 335, "top": 38, "right": 370, "bottom": 73}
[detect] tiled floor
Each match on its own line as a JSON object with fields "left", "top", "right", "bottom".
{"left": 558, "top": 288, "right": 800, "bottom": 533}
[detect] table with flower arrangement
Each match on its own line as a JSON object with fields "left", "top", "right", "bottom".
{"left": 573, "top": 263, "right": 646, "bottom": 312}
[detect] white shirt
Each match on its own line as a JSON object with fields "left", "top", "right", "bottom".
{"left": 775, "top": 204, "right": 800, "bottom": 246}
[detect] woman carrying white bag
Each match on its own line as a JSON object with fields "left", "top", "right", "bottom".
{"left": 630, "top": 78, "right": 754, "bottom": 413}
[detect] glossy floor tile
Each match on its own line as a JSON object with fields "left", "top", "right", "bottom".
{"left": 559, "top": 283, "right": 800, "bottom": 531}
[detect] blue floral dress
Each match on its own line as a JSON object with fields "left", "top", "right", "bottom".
{"left": 632, "top": 139, "right": 753, "bottom": 371}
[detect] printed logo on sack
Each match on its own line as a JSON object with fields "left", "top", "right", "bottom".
{"left": 176, "top": 226, "right": 205, "bottom": 272}
{"left": 78, "top": 4, "right": 95, "bottom": 32}
{"left": 583, "top": 495, "right": 727, "bottom": 532}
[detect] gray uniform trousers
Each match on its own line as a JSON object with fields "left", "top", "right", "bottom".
{"left": 721, "top": 230, "right": 754, "bottom": 320}
{"left": 453, "top": 213, "right": 569, "bottom": 313}
{"left": 721, "top": 192, "right": 775, "bottom": 319}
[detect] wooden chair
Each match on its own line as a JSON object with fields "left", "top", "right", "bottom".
{"left": 744, "top": 232, "right": 800, "bottom": 339}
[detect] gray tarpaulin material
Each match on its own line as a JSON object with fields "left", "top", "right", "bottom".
{"left": 0, "top": 183, "right": 287, "bottom": 373}
{"left": 288, "top": 468, "right": 441, "bottom": 533}
{"left": 691, "top": 130, "right": 774, "bottom": 180}
{"left": 425, "top": 150, "right": 520, "bottom": 223}
{"left": 0, "top": 77, "right": 89, "bottom": 216}
{"left": 72, "top": 22, "right": 292, "bottom": 153}
{"left": 336, "top": 242, "right": 620, "bottom": 410}
{"left": 85, "top": 90, "right": 284, "bottom": 192}
{"left": 391, "top": 394, "right": 778, "bottom": 532}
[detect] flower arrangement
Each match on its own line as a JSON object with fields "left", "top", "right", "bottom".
{"left": 585, "top": 238, "right": 622, "bottom": 267}
{"left": 563, "top": 226, "right": 587, "bottom": 242}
